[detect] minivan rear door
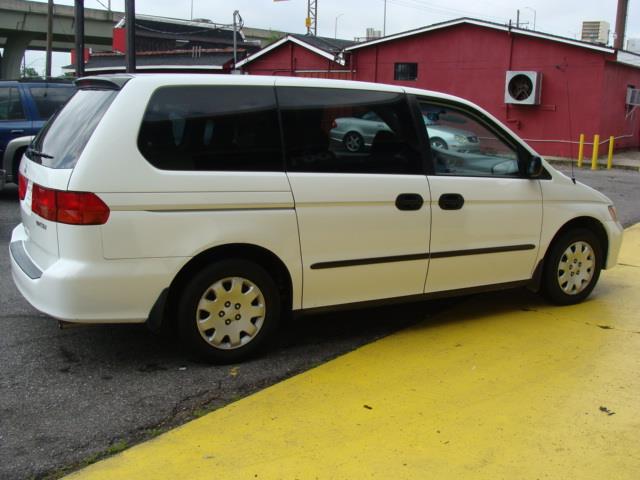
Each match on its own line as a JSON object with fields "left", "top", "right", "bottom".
{"left": 277, "top": 82, "right": 431, "bottom": 309}
{"left": 19, "top": 87, "right": 118, "bottom": 269}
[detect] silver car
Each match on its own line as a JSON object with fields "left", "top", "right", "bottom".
{"left": 330, "top": 111, "right": 479, "bottom": 153}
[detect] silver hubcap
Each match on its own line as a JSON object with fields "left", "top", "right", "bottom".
{"left": 195, "top": 277, "right": 265, "bottom": 350}
{"left": 345, "top": 134, "right": 362, "bottom": 152}
{"left": 557, "top": 241, "right": 595, "bottom": 295}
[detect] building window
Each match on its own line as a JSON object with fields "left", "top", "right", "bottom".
{"left": 394, "top": 63, "right": 418, "bottom": 81}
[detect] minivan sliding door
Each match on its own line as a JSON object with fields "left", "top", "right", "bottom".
{"left": 277, "top": 84, "right": 431, "bottom": 309}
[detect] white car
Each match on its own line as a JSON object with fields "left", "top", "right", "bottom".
{"left": 10, "top": 74, "right": 623, "bottom": 363}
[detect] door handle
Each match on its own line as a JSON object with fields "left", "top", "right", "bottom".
{"left": 439, "top": 193, "right": 465, "bottom": 210}
{"left": 395, "top": 193, "right": 424, "bottom": 211}
{"left": 10, "top": 129, "right": 24, "bottom": 134}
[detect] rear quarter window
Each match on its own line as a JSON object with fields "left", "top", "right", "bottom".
{"left": 28, "top": 89, "right": 117, "bottom": 169}
{"left": 138, "top": 85, "right": 283, "bottom": 172}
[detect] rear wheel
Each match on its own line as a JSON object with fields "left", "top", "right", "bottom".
{"left": 343, "top": 131, "right": 364, "bottom": 153}
{"left": 541, "top": 229, "right": 602, "bottom": 305}
{"left": 178, "top": 259, "right": 281, "bottom": 363}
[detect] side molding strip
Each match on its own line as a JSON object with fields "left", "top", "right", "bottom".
{"left": 310, "top": 244, "right": 535, "bottom": 270}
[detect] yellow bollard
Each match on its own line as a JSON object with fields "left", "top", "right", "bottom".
{"left": 577, "top": 133, "right": 585, "bottom": 168}
{"left": 607, "top": 136, "right": 615, "bottom": 169}
{"left": 591, "top": 134, "right": 600, "bottom": 170}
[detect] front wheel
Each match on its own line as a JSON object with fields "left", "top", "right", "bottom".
{"left": 178, "top": 259, "right": 281, "bottom": 363}
{"left": 541, "top": 229, "right": 602, "bottom": 305}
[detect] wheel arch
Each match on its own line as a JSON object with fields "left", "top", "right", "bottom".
{"left": 549, "top": 216, "right": 608, "bottom": 263}
{"left": 529, "top": 216, "right": 609, "bottom": 292}
{"left": 158, "top": 243, "right": 294, "bottom": 333}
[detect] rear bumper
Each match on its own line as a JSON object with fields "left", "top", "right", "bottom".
{"left": 10, "top": 224, "right": 184, "bottom": 324}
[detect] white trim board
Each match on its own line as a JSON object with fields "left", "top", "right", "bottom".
{"left": 236, "top": 35, "right": 344, "bottom": 68}
{"left": 345, "top": 18, "right": 615, "bottom": 55}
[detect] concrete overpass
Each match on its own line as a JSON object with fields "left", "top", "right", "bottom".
{"left": 0, "top": 0, "right": 123, "bottom": 79}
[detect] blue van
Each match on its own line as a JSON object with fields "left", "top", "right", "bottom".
{"left": 0, "top": 79, "right": 75, "bottom": 188}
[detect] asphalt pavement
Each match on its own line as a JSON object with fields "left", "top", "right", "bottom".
{"left": 1, "top": 165, "right": 639, "bottom": 479}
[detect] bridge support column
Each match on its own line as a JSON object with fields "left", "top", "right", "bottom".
{"left": 0, "top": 33, "right": 36, "bottom": 80}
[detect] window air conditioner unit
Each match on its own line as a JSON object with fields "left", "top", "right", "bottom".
{"left": 626, "top": 88, "right": 640, "bottom": 106}
{"left": 505, "top": 71, "right": 542, "bottom": 105}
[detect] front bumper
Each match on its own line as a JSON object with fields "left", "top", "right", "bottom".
{"left": 604, "top": 219, "right": 624, "bottom": 269}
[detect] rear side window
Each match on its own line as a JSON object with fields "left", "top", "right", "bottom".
{"left": 28, "top": 89, "right": 117, "bottom": 169}
{"left": 138, "top": 86, "right": 282, "bottom": 171}
{"left": 278, "top": 87, "right": 422, "bottom": 174}
{"left": 29, "top": 86, "right": 76, "bottom": 118}
{"left": 0, "top": 87, "right": 25, "bottom": 120}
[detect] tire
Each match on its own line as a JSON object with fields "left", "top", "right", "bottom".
{"left": 343, "top": 131, "right": 365, "bottom": 153}
{"left": 13, "top": 147, "right": 26, "bottom": 183}
{"left": 541, "top": 228, "right": 602, "bottom": 305}
{"left": 430, "top": 137, "right": 448, "bottom": 150}
{"left": 177, "top": 259, "right": 281, "bottom": 363}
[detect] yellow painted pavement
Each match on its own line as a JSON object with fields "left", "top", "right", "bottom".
{"left": 69, "top": 227, "right": 640, "bottom": 479}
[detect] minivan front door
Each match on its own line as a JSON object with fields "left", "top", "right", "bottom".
{"left": 418, "top": 99, "right": 543, "bottom": 293}
{"left": 277, "top": 84, "right": 431, "bottom": 309}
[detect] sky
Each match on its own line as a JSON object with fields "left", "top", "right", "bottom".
{"left": 18, "top": 0, "right": 640, "bottom": 76}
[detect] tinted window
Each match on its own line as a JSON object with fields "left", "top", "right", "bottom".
{"left": 279, "top": 87, "right": 422, "bottom": 174}
{"left": 394, "top": 63, "right": 418, "bottom": 81}
{"left": 28, "top": 89, "right": 117, "bottom": 169}
{"left": 0, "top": 87, "right": 25, "bottom": 120}
{"left": 420, "top": 102, "right": 520, "bottom": 177}
{"left": 29, "top": 86, "right": 75, "bottom": 118}
{"left": 138, "top": 86, "right": 282, "bottom": 171}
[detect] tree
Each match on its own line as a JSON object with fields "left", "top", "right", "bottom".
{"left": 21, "top": 66, "right": 40, "bottom": 78}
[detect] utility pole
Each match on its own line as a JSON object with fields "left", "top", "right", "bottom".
{"left": 45, "top": 0, "right": 53, "bottom": 78}
{"left": 125, "top": 0, "right": 136, "bottom": 73}
{"left": 306, "top": 0, "right": 317, "bottom": 36}
{"left": 74, "top": 0, "right": 84, "bottom": 77}
{"left": 233, "top": 10, "right": 242, "bottom": 71}
{"left": 383, "top": 0, "right": 387, "bottom": 36}
{"left": 614, "top": 0, "right": 629, "bottom": 49}
{"left": 516, "top": 9, "right": 520, "bottom": 28}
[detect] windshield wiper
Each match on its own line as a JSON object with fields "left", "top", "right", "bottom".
{"left": 27, "top": 148, "right": 54, "bottom": 159}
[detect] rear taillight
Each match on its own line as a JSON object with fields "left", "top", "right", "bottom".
{"left": 31, "top": 183, "right": 110, "bottom": 225}
{"left": 32, "top": 184, "right": 57, "bottom": 221}
{"left": 57, "top": 191, "right": 110, "bottom": 225}
{"left": 18, "top": 172, "right": 27, "bottom": 200}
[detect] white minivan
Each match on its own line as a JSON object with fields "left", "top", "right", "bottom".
{"left": 10, "top": 74, "right": 623, "bottom": 363}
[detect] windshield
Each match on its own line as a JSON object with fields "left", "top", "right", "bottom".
{"left": 28, "top": 89, "right": 117, "bottom": 169}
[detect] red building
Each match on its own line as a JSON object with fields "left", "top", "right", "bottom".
{"left": 237, "top": 34, "right": 355, "bottom": 79}
{"left": 243, "top": 19, "right": 640, "bottom": 157}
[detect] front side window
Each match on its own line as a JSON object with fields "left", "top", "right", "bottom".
{"left": 0, "top": 87, "right": 25, "bottom": 121}
{"left": 420, "top": 102, "right": 520, "bottom": 177}
{"left": 279, "top": 87, "right": 422, "bottom": 174}
{"left": 394, "top": 63, "right": 418, "bottom": 81}
{"left": 138, "top": 86, "right": 282, "bottom": 172}
{"left": 29, "top": 86, "right": 76, "bottom": 119}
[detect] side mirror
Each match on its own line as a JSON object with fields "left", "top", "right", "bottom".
{"left": 524, "top": 155, "right": 543, "bottom": 178}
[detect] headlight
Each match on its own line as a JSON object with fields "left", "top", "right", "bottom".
{"left": 608, "top": 205, "right": 619, "bottom": 222}
{"left": 454, "top": 134, "right": 468, "bottom": 143}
